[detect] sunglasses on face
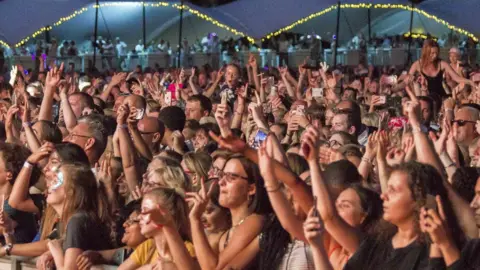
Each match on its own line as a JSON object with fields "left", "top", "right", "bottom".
{"left": 451, "top": 120, "right": 476, "bottom": 127}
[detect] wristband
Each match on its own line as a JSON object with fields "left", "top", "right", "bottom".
{"left": 22, "top": 122, "right": 32, "bottom": 128}
{"left": 265, "top": 184, "right": 282, "bottom": 193}
{"left": 23, "top": 161, "right": 34, "bottom": 169}
{"left": 361, "top": 156, "right": 372, "bottom": 164}
{"left": 117, "top": 124, "right": 128, "bottom": 129}
{"left": 411, "top": 125, "right": 422, "bottom": 134}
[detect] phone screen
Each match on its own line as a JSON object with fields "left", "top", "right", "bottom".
{"left": 251, "top": 129, "right": 268, "bottom": 149}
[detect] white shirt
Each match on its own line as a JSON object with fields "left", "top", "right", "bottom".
{"left": 116, "top": 42, "right": 127, "bottom": 56}
{"left": 157, "top": 43, "right": 167, "bottom": 52}
{"left": 135, "top": 44, "right": 144, "bottom": 53}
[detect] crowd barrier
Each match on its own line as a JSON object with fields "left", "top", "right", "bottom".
{"left": 3, "top": 47, "right": 479, "bottom": 72}
{"left": 0, "top": 256, "right": 118, "bottom": 270}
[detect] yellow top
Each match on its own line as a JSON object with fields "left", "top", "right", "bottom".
{"left": 131, "top": 239, "right": 196, "bottom": 266}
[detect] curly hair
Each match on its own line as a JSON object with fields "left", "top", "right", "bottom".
{"left": 0, "top": 142, "right": 31, "bottom": 184}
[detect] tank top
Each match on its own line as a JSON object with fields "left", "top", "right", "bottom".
{"left": 420, "top": 63, "right": 446, "bottom": 98}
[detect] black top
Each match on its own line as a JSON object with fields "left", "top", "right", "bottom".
{"left": 344, "top": 236, "right": 436, "bottom": 270}
{"left": 444, "top": 239, "right": 480, "bottom": 270}
{"left": 421, "top": 69, "right": 447, "bottom": 98}
{"left": 63, "top": 211, "right": 113, "bottom": 252}
{"left": 4, "top": 199, "right": 37, "bottom": 243}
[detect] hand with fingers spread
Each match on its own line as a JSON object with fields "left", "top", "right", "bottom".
{"left": 386, "top": 147, "right": 406, "bottom": 167}
{"left": 111, "top": 72, "right": 127, "bottom": 86}
{"left": 320, "top": 62, "right": 329, "bottom": 73}
{"left": 185, "top": 178, "right": 217, "bottom": 221}
{"left": 364, "top": 131, "right": 379, "bottom": 161}
{"left": 9, "top": 66, "right": 18, "bottom": 87}
{"left": 209, "top": 131, "right": 247, "bottom": 154}
{"left": 96, "top": 155, "right": 113, "bottom": 186}
{"left": 27, "top": 142, "right": 55, "bottom": 165}
{"left": 303, "top": 207, "right": 325, "bottom": 247}
{"left": 45, "top": 62, "right": 64, "bottom": 88}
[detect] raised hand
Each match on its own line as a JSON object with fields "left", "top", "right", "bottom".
{"left": 301, "top": 126, "right": 320, "bottom": 161}
{"left": 9, "top": 65, "right": 18, "bottom": 87}
{"left": 27, "top": 142, "right": 55, "bottom": 165}
{"left": 111, "top": 72, "right": 127, "bottom": 86}
{"left": 209, "top": 131, "right": 247, "bottom": 154}
{"left": 116, "top": 104, "right": 129, "bottom": 125}
{"left": 185, "top": 178, "right": 216, "bottom": 221}
{"left": 141, "top": 203, "right": 175, "bottom": 228}
{"left": 215, "top": 104, "right": 232, "bottom": 137}
{"left": 420, "top": 195, "right": 454, "bottom": 247}
{"left": 405, "top": 101, "right": 421, "bottom": 128}
{"left": 5, "top": 105, "right": 19, "bottom": 130}
{"left": 96, "top": 154, "right": 113, "bottom": 186}
{"left": 386, "top": 147, "right": 406, "bottom": 167}
{"left": 320, "top": 62, "right": 329, "bottom": 73}
{"left": 45, "top": 62, "right": 64, "bottom": 88}
{"left": 303, "top": 207, "right": 325, "bottom": 246}
{"left": 248, "top": 54, "right": 257, "bottom": 68}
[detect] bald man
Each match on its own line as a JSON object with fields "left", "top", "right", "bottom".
{"left": 137, "top": 117, "right": 165, "bottom": 156}
{"left": 454, "top": 105, "right": 480, "bottom": 147}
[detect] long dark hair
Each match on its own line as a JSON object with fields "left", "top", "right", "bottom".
{"left": 349, "top": 184, "right": 383, "bottom": 234}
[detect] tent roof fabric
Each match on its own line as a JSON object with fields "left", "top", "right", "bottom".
{"left": 0, "top": 0, "right": 478, "bottom": 46}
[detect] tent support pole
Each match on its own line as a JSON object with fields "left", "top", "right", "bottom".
{"left": 143, "top": 3, "right": 146, "bottom": 49}
{"left": 177, "top": 0, "right": 184, "bottom": 68}
{"left": 333, "top": 1, "right": 341, "bottom": 67}
{"left": 406, "top": 1, "right": 414, "bottom": 66}
{"left": 367, "top": 7, "right": 371, "bottom": 42}
{"left": 93, "top": 0, "right": 99, "bottom": 70}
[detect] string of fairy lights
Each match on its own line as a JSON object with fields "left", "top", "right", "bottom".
{"left": 263, "top": 3, "right": 478, "bottom": 42}
{"left": 0, "top": 1, "right": 477, "bottom": 49}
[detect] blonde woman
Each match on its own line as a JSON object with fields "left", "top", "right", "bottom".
{"left": 181, "top": 151, "right": 212, "bottom": 188}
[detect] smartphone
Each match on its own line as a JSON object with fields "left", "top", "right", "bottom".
{"left": 136, "top": 108, "right": 145, "bottom": 120}
{"left": 425, "top": 194, "right": 437, "bottom": 212}
{"left": 165, "top": 92, "right": 172, "bottom": 106}
{"left": 268, "top": 76, "right": 275, "bottom": 85}
{"left": 312, "top": 196, "right": 319, "bottom": 217}
{"left": 372, "top": 95, "right": 386, "bottom": 104}
{"left": 312, "top": 88, "right": 324, "bottom": 98}
{"left": 296, "top": 105, "right": 305, "bottom": 115}
{"left": 221, "top": 91, "right": 227, "bottom": 105}
{"left": 251, "top": 129, "right": 268, "bottom": 149}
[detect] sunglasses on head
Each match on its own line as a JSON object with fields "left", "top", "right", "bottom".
{"left": 451, "top": 120, "right": 476, "bottom": 127}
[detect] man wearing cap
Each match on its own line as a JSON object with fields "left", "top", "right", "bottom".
{"left": 446, "top": 47, "right": 464, "bottom": 90}
{"left": 115, "top": 37, "right": 127, "bottom": 71}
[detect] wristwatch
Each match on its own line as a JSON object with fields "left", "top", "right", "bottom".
{"left": 4, "top": 243, "right": 13, "bottom": 256}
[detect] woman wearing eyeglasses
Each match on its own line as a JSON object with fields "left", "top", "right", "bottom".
{"left": 188, "top": 154, "right": 273, "bottom": 270}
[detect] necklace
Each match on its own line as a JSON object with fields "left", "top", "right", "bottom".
{"left": 232, "top": 214, "right": 251, "bottom": 229}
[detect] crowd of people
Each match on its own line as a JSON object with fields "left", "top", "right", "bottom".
{"left": 0, "top": 37, "right": 478, "bottom": 270}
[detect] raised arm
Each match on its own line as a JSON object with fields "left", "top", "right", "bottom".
{"left": 258, "top": 138, "right": 306, "bottom": 242}
{"left": 39, "top": 63, "right": 63, "bottom": 121}
{"left": 9, "top": 143, "right": 53, "bottom": 213}
{"left": 203, "top": 68, "right": 224, "bottom": 98}
{"left": 279, "top": 67, "right": 295, "bottom": 99}
{"left": 303, "top": 126, "right": 363, "bottom": 254}
{"left": 441, "top": 61, "right": 475, "bottom": 87}
{"left": 100, "top": 73, "right": 126, "bottom": 102}
{"left": 127, "top": 108, "right": 153, "bottom": 161}
{"left": 117, "top": 105, "right": 140, "bottom": 192}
